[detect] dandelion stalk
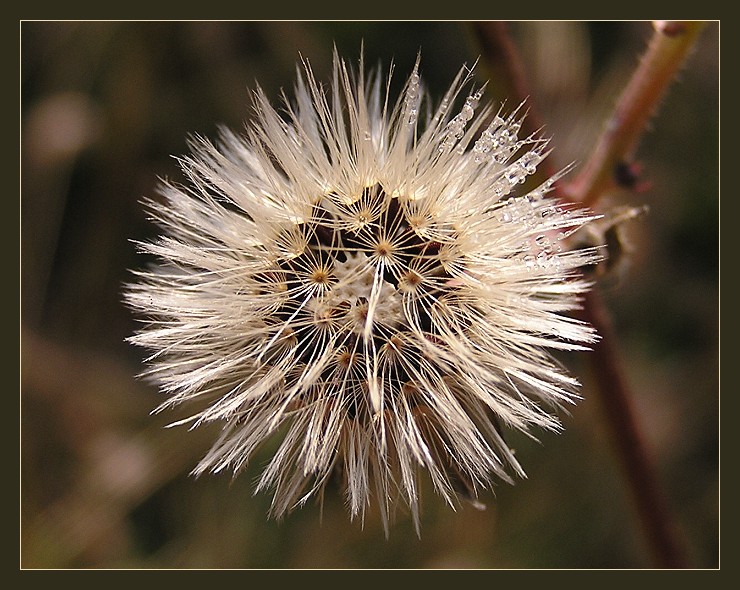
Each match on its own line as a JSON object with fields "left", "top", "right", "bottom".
{"left": 570, "top": 21, "right": 705, "bottom": 568}
{"left": 566, "top": 21, "right": 707, "bottom": 208}
{"left": 472, "top": 21, "right": 703, "bottom": 567}
{"left": 582, "top": 290, "right": 687, "bottom": 568}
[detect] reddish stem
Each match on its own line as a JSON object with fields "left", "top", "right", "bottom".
{"left": 583, "top": 290, "right": 687, "bottom": 568}
{"left": 567, "top": 21, "right": 706, "bottom": 207}
{"left": 470, "top": 20, "right": 702, "bottom": 568}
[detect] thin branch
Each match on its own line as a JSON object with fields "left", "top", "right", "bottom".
{"left": 470, "top": 20, "right": 699, "bottom": 568}
{"left": 582, "top": 291, "right": 688, "bottom": 568}
{"left": 566, "top": 21, "right": 707, "bottom": 207}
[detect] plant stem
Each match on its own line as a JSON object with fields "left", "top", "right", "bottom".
{"left": 567, "top": 24, "right": 705, "bottom": 565}
{"left": 566, "top": 21, "right": 706, "bottom": 207}
{"left": 470, "top": 21, "right": 703, "bottom": 568}
{"left": 583, "top": 291, "right": 687, "bottom": 568}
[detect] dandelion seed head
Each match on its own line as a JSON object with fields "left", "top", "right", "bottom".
{"left": 125, "top": 53, "right": 601, "bottom": 532}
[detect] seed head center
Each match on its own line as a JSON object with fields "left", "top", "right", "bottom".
{"left": 374, "top": 240, "right": 394, "bottom": 258}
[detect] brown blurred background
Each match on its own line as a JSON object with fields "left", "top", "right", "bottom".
{"left": 20, "top": 21, "right": 719, "bottom": 569}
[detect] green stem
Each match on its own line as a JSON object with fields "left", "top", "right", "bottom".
{"left": 566, "top": 21, "right": 706, "bottom": 207}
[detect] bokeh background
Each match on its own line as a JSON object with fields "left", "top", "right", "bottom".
{"left": 20, "top": 21, "right": 719, "bottom": 569}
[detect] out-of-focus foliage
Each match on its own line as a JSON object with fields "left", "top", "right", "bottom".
{"left": 21, "top": 21, "right": 718, "bottom": 569}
